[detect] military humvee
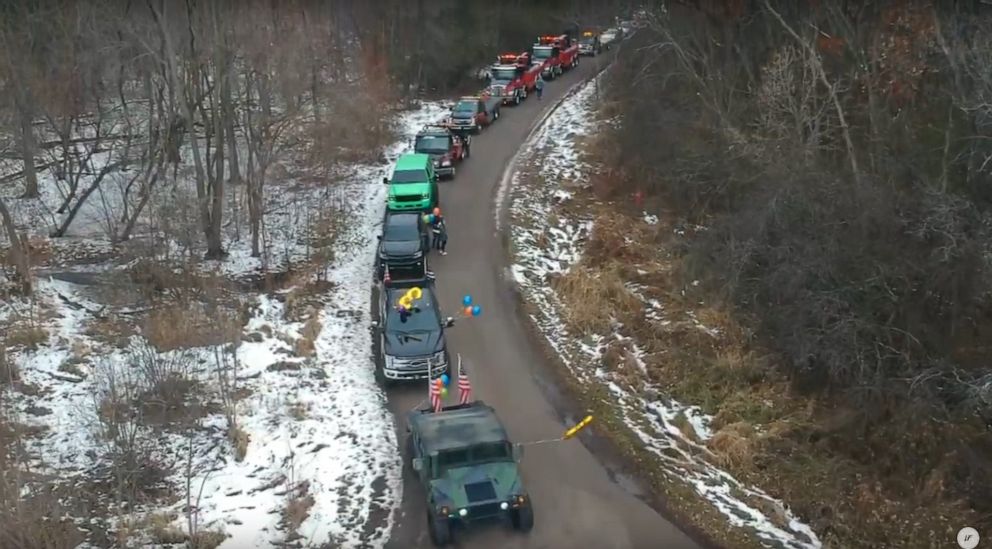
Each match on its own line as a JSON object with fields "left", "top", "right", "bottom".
{"left": 406, "top": 401, "right": 534, "bottom": 546}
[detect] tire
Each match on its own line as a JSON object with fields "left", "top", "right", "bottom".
{"left": 429, "top": 512, "right": 452, "bottom": 546}
{"left": 514, "top": 92, "right": 521, "bottom": 106}
{"left": 474, "top": 123, "right": 482, "bottom": 134}
{"left": 511, "top": 506, "right": 534, "bottom": 532}
{"left": 493, "top": 109, "right": 500, "bottom": 121}
{"left": 449, "top": 167, "right": 456, "bottom": 179}
{"left": 464, "top": 145, "right": 470, "bottom": 159}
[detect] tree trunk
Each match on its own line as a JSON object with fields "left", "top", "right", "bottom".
{"left": 0, "top": 197, "right": 32, "bottom": 294}
{"left": 223, "top": 57, "right": 241, "bottom": 186}
{"left": 205, "top": 1, "right": 226, "bottom": 259}
{"left": 18, "top": 106, "right": 39, "bottom": 199}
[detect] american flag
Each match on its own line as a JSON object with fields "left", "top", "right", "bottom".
{"left": 383, "top": 264, "right": 391, "bottom": 286}
{"left": 429, "top": 360, "right": 442, "bottom": 412}
{"left": 457, "top": 355, "right": 473, "bottom": 405}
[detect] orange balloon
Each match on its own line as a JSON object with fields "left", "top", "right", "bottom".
{"left": 463, "top": 306, "right": 473, "bottom": 317}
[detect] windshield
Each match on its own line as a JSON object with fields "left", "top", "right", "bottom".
{"left": 453, "top": 101, "right": 477, "bottom": 114}
{"left": 434, "top": 442, "right": 512, "bottom": 476}
{"left": 532, "top": 46, "right": 553, "bottom": 60}
{"left": 386, "top": 297, "right": 439, "bottom": 332}
{"left": 415, "top": 135, "right": 450, "bottom": 154}
{"left": 491, "top": 67, "right": 518, "bottom": 81}
{"left": 391, "top": 169, "right": 428, "bottom": 183}
{"left": 383, "top": 218, "right": 420, "bottom": 241}
{"left": 580, "top": 36, "right": 595, "bottom": 45}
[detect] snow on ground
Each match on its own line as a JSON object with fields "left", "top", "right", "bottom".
{"left": 3, "top": 102, "right": 448, "bottom": 548}
{"left": 505, "top": 75, "right": 822, "bottom": 549}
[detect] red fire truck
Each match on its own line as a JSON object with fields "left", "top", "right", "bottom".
{"left": 488, "top": 52, "right": 542, "bottom": 105}
{"left": 531, "top": 34, "right": 580, "bottom": 79}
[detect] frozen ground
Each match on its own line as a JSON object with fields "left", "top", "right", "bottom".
{"left": 505, "top": 75, "right": 822, "bottom": 549}
{"left": 2, "top": 102, "right": 448, "bottom": 548}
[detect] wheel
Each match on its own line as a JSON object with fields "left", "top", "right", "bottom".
{"left": 429, "top": 512, "right": 452, "bottom": 546}
{"left": 474, "top": 123, "right": 482, "bottom": 134}
{"left": 511, "top": 505, "right": 534, "bottom": 532}
{"left": 464, "top": 145, "right": 470, "bottom": 158}
{"left": 493, "top": 109, "right": 500, "bottom": 121}
{"left": 449, "top": 167, "right": 456, "bottom": 179}
{"left": 514, "top": 92, "right": 521, "bottom": 106}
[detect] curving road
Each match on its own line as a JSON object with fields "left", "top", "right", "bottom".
{"left": 380, "top": 56, "right": 701, "bottom": 549}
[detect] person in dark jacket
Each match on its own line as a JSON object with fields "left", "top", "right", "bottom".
{"left": 535, "top": 74, "right": 545, "bottom": 100}
{"left": 432, "top": 215, "right": 448, "bottom": 255}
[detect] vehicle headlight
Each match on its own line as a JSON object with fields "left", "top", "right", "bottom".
{"left": 384, "top": 355, "right": 397, "bottom": 369}
{"left": 421, "top": 193, "right": 430, "bottom": 199}
{"left": 411, "top": 250, "right": 423, "bottom": 259}
{"left": 433, "top": 160, "right": 440, "bottom": 167}
{"left": 432, "top": 351, "right": 446, "bottom": 365}
{"left": 500, "top": 501, "right": 509, "bottom": 510}
{"left": 458, "top": 508, "right": 468, "bottom": 517}
{"left": 441, "top": 159, "right": 451, "bottom": 167}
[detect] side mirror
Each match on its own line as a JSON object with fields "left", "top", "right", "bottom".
{"left": 383, "top": 177, "right": 389, "bottom": 185}
{"left": 370, "top": 320, "right": 379, "bottom": 328}
{"left": 376, "top": 235, "right": 382, "bottom": 240}
{"left": 444, "top": 317, "right": 455, "bottom": 328}
{"left": 512, "top": 444, "right": 524, "bottom": 462}
{"left": 412, "top": 457, "right": 424, "bottom": 472}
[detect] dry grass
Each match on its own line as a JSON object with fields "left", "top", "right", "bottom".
{"left": 0, "top": 349, "right": 18, "bottom": 388}
{"left": 143, "top": 304, "right": 242, "bottom": 352}
{"left": 147, "top": 512, "right": 185, "bottom": 544}
{"left": 708, "top": 421, "right": 757, "bottom": 468}
{"left": 228, "top": 424, "right": 249, "bottom": 462}
{"left": 281, "top": 481, "right": 315, "bottom": 533}
{"left": 551, "top": 264, "right": 641, "bottom": 336}
{"left": 84, "top": 315, "right": 136, "bottom": 347}
{"left": 5, "top": 323, "right": 49, "bottom": 350}
{"left": 189, "top": 530, "right": 227, "bottom": 549}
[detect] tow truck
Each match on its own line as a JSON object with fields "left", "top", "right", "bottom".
{"left": 531, "top": 34, "right": 579, "bottom": 79}
{"left": 446, "top": 93, "right": 500, "bottom": 134}
{"left": 487, "top": 52, "right": 541, "bottom": 106}
{"left": 413, "top": 124, "right": 470, "bottom": 179}
{"left": 578, "top": 30, "right": 602, "bottom": 56}
{"left": 406, "top": 400, "right": 534, "bottom": 545}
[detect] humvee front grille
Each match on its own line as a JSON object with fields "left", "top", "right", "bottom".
{"left": 470, "top": 502, "right": 502, "bottom": 518}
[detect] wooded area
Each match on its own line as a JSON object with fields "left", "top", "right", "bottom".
{"left": 603, "top": 0, "right": 992, "bottom": 541}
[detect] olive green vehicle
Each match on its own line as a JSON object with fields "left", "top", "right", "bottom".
{"left": 406, "top": 401, "right": 534, "bottom": 546}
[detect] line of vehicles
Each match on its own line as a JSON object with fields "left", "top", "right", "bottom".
{"left": 369, "top": 25, "right": 628, "bottom": 547}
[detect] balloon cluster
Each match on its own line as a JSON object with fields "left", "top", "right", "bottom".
{"left": 396, "top": 286, "right": 423, "bottom": 311}
{"left": 435, "top": 374, "right": 450, "bottom": 397}
{"left": 461, "top": 294, "right": 482, "bottom": 317}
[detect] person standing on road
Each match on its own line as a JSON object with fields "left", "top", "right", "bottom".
{"left": 535, "top": 74, "right": 545, "bottom": 100}
{"left": 432, "top": 211, "right": 448, "bottom": 255}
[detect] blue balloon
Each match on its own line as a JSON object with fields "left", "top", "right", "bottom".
{"left": 428, "top": 214, "right": 436, "bottom": 223}
{"left": 472, "top": 305, "right": 481, "bottom": 317}
{"left": 440, "top": 374, "right": 450, "bottom": 386}
{"left": 462, "top": 294, "right": 473, "bottom": 306}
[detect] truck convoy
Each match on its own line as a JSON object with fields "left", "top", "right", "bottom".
{"left": 531, "top": 34, "right": 580, "bottom": 79}
{"left": 407, "top": 401, "right": 534, "bottom": 545}
{"left": 488, "top": 52, "right": 541, "bottom": 105}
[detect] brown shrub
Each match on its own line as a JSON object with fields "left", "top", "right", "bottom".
{"left": 144, "top": 305, "right": 241, "bottom": 352}
{"left": 708, "top": 421, "right": 757, "bottom": 468}
{"left": 5, "top": 323, "right": 48, "bottom": 350}
{"left": 281, "top": 482, "right": 315, "bottom": 533}
{"left": 228, "top": 424, "right": 249, "bottom": 462}
{"left": 551, "top": 264, "right": 642, "bottom": 336}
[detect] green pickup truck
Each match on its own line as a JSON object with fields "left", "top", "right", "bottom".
{"left": 385, "top": 153, "right": 439, "bottom": 212}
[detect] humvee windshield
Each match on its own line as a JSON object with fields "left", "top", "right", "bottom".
{"left": 434, "top": 442, "right": 511, "bottom": 476}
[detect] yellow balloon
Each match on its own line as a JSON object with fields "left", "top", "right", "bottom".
{"left": 410, "top": 287, "right": 422, "bottom": 300}
{"left": 399, "top": 296, "right": 413, "bottom": 309}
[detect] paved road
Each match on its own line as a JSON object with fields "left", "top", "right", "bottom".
{"left": 381, "top": 57, "right": 701, "bottom": 549}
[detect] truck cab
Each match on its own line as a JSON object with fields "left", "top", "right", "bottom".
{"left": 413, "top": 125, "right": 470, "bottom": 179}
{"left": 376, "top": 211, "right": 431, "bottom": 281}
{"left": 447, "top": 96, "right": 500, "bottom": 134}
{"left": 532, "top": 34, "right": 579, "bottom": 78}
{"left": 406, "top": 401, "right": 534, "bottom": 545}
{"left": 374, "top": 281, "right": 452, "bottom": 383}
{"left": 384, "top": 153, "right": 439, "bottom": 212}
{"left": 579, "top": 30, "right": 602, "bottom": 56}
